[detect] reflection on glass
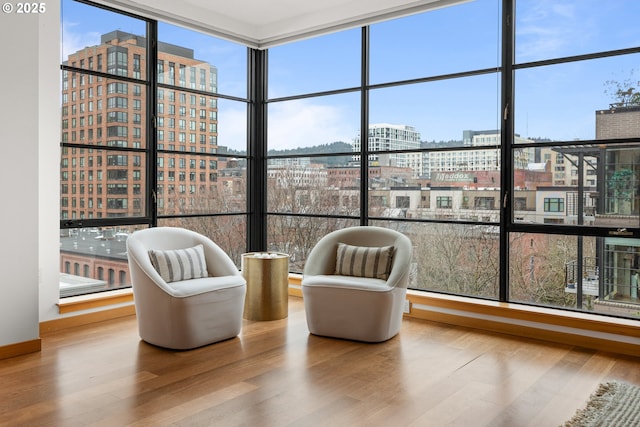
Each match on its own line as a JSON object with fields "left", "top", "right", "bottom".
{"left": 371, "top": 220, "right": 500, "bottom": 299}
{"left": 369, "top": 74, "right": 500, "bottom": 146}
{"left": 603, "top": 237, "right": 640, "bottom": 308}
{"left": 158, "top": 216, "right": 246, "bottom": 266}
{"left": 268, "top": 28, "right": 360, "bottom": 98}
{"left": 267, "top": 92, "right": 360, "bottom": 151}
{"left": 59, "top": 225, "right": 146, "bottom": 297}
{"left": 605, "top": 147, "right": 640, "bottom": 224}
{"left": 60, "top": 148, "right": 146, "bottom": 220}
{"left": 268, "top": 216, "right": 360, "bottom": 273}
{"left": 514, "top": 144, "right": 639, "bottom": 229}
{"left": 370, "top": 0, "right": 500, "bottom": 84}
{"left": 267, "top": 156, "right": 359, "bottom": 216}
{"left": 510, "top": 233, "right": 640, "bottom": 319}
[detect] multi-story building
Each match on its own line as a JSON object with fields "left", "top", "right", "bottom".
{"left": 537, "top": 146, "right": 598, "bottom": 187}
{"left": 352, "top": 124, "right": 422, "bottom": 176}
{"left": 326, "top": 164, "right": 415, "bottom": 189}
{"left": 60, "top": 30, "right": 220, "bottom": 220}
{"left": 425, "top": 130, "right": 535, "bottom": 177}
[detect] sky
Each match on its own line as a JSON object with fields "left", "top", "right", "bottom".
{"left": 62, "top": 0, "right": 640, "bottom": 151}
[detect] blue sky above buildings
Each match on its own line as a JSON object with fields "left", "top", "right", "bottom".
{"left": 62, "top": 0, "right": 640, "bottom": 150}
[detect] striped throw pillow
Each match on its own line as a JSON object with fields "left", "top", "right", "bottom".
{"left": 148, "top": 244, "right": 208, "bottom": 283}
{"left": 335, "top": 243, "right": 394, "bottom": 280}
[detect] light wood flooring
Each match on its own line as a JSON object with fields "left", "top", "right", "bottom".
{"left": 1, "top": 297, "right": 639, "bottom": 427}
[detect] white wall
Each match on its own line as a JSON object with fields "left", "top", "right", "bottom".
{"left": 39, "top": 1, "right": 63, "bottom": 323}
{"left": 0, "top": 7, "right": 40, "bottom": 345}
{"left": 0, "top": 1, "right": 60, "bottom": 347}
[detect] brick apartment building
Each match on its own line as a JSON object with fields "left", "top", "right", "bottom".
{"left": 61, "top": 30, "right": 221, "bottom": 221}
{"left": 60, "top": 30, "right": 223, "bottom": 291}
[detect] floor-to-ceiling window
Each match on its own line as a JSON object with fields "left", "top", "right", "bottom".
{"left": 509, "top": 0, "right": 640, "bottom": 316}
{"left": 59, "top": 0, "right": 640, "bottom": 321}
{"left": 59, "top": 0, "right": 249, "bottom": 297}
{"left": 266, "top": 29, "right": 363, "bottom": 271}
{"left": 368, "top": 1, "right": 502, "bottom": 299}
{"left": 267, "top": 0, "right": 503, "bottom": 300}
{"left": 266, "top": 0, "right": 640, "bottom": 319}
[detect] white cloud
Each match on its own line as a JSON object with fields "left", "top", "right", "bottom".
{"left": 217, "top": 99, "right": 357, "bottom": 151}
{"left": 217, "top": 102, "right": 247, "bottom": 151}
{"left": 61, "top": 21, "right": 101, "bottom": 61}
{"left": 267, "top": 100, "right": 357, "bottom": 150}
{"left": 516, "top": 1, "right": 589, "bottom": 61}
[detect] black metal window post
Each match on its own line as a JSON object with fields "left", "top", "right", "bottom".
{"left": 247, "top": 48, "right": 268, "bottom": 251}
{"left": 360, "top": 26, "right": 370, "bottom": 226}
{"left": 500, "top": 0, "right": 515, "bottom": 302}
{"left": 147, "top": 20, "right": 158, "bottom": 227}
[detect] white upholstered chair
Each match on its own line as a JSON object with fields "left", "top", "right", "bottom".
{"left": 301, "top": 226, "right": 413, "bottom": 342}
{"left": 126, "top": 227, "right": 246, "bottom": 350}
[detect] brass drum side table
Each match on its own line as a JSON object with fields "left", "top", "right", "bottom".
{"left": 241, "top": 252, "right": 289, "bottom": 321}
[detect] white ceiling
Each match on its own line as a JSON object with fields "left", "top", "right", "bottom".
{"left": 96, "top": 0, "right": 468, "bottom": 49}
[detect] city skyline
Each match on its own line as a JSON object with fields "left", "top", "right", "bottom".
{"left": 62, "top": 0, "right": 640, "bottom": 151}
{"left": 56, "top": 0, "right": 640, "bottom": 318}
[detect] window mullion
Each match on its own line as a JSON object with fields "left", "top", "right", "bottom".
{"left": 147, "top": 20, "right": 158, "bottom": 226}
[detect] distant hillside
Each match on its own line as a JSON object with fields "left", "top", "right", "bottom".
{"left": 421, "top": 140, "right": 463, "bottom": 148}
{"left": 268, "top": 141, "right": 353, "bottom": 156}
{"left": 220, "top": 141, "right": 353, "bottom": 157}
{"left": 221, "top": 137, "right": 553, "bottom": 157}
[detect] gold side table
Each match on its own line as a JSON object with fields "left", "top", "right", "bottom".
{"left": 241, "top": 252, "right": 289, "bottom": 321}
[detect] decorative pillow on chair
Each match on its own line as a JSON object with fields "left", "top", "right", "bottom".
{"left": 335, "top": 243, "right": 394, "bottom": 280}
{"left": 148, "top": 244, "right": 209, "bottom": 283}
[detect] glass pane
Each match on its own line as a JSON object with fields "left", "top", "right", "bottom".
{"left": 370, "top": 169, "right": 500, "bottom": 223}
{"left": 514, "top": 144, "right": 640, "bottom": 229}
{"left": 603, "top": 146, "right": 640, "bottom": 227}
{"left": 60, "top": 148, "right": 146, "bottom": 220}
{"left": 268, "top": 216, "right": 360, "bottom": 273}
{"left": 217, "top": 98, "right": 247, "bottom": 153}
{"left": 267, "top": 156, "right": 359, "bottom": 215}
{"left": 268, "top": 28, "right": 360, "bottom": 98}
{"left": 61, "top": 73, "right": 147, "bottom": 148}
{"left": 515, "top": 0, "right": 640, "bottom": 63}
{"left": 371, "top": 220, "right": 500, "bottom": 299}
{"left": 156, "top": 94, "right": 239, "bottom": 152}
{"left": 156, "top": 154, "right": 246, "bottom": 216}
{"left": 61, "top": 0, "right": 146, "bottom": 76}
{"left": 355, "top": 124, "right": 421, "bottom": 154}
{"left": 59, "top": 225, "right": 145, "bottom": 297}
{"left": 370, "top": 73, "right": 500, "bottom": 147}
{"left": 158, "top": 23, "right": 247, "bottom": 97}
{"left": 514, "top": 54, "right": 640, "bottom": 143}
{"left": 158, "top": 216, "right": 247, "bottom": 266}
{"left": 268, "top": 92, "right": 360, "bottom": 152}
{"left": 509, "top": 233, "right": 640, "bottom": 319}
{"left": 370, "top": 0, "right": 500, "bottom": 84}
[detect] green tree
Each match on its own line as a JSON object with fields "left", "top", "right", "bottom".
{"left": 604, "top": 70, "right": 640, "bottom": 108}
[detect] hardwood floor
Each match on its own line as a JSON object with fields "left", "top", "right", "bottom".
{"left": 1, "top": 297, "right": 639, "bottom": 427}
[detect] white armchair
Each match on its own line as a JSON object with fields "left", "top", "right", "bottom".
{"left": 126, "top": 227, "right": 246, "bottom": 350}
{"left": 302, "top": 226, "right": 413, "bottom": 342}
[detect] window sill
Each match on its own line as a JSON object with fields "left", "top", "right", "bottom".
{"left": 39, "top": 289, "right": 136, "bottom": 336}
{"left": 43, "top": 278, "right": 639, "bottom": 357}
{"left": 57, "top": 288, "right": 134, "bottom": 314}
{"left": 405, "top": 290, "right": 640, "bottom": 357}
